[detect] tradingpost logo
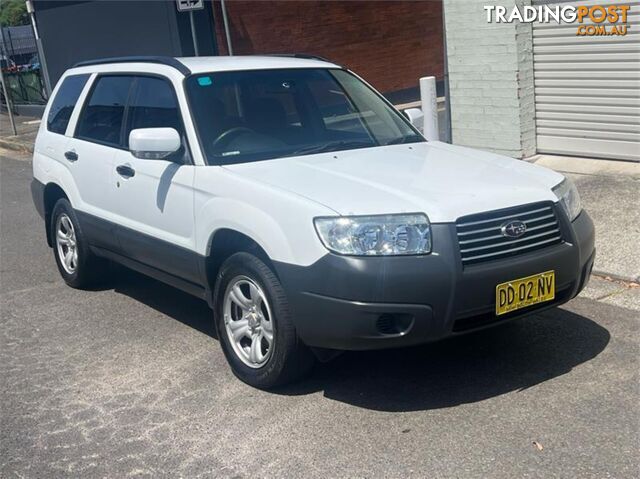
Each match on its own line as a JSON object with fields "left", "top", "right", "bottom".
{"left": 484, "top": 4, "right": 631, "bottom": 36}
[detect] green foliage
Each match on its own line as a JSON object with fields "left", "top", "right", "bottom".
{"left": 0, "top": 0, "right": 29, "bottom": 27}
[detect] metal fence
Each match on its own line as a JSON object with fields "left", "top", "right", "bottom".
{"left": 1, "top": 25, "right": 48, "bottom": 106}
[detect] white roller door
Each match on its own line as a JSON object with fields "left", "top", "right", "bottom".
{"left": 533, "top": 0, "right": 640, "bottom": 161}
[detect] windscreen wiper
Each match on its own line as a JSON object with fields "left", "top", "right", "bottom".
{"left": 285, "top": 140, "right": 375, "bottom": 157}
{"left": 385, "top": 134, "right": 425, "bottom": 146}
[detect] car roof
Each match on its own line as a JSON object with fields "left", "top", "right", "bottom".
{"left": 177, "top": 55, "right": 340, "bottom": 74}
{"left": 71, "top": 55, "right": 340, "bottom": 76}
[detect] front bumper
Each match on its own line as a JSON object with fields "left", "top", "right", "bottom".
{"left": 274, "top": 209, "right": 595, "bottom": 350}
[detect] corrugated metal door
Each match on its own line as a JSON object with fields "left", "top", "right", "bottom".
{"left": 532, "top": 0, "right": 640, "bottom": 161}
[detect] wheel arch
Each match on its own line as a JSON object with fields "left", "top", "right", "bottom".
{"left": 205, "top": 228, "right": 277, "bottom": 297}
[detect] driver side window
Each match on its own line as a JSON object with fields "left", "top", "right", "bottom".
{"left": 124, "top": 76, "right": 184, "bottom": 148}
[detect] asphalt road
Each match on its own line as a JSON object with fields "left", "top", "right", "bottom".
{"left": 1, "top": 152, "right": 638, "bottom": 478}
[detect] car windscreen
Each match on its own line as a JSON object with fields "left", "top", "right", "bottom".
{"left": 185, "top": 68, "right": 424, "bottom": 165}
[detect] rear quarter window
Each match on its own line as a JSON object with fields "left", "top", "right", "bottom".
{"left": 47, "top": 74, "right": 90, "bottom": 135}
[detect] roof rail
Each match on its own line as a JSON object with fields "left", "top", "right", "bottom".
{"left": 73, "top": 56, "right": 191, "bottom": 75}
{"left": 267, "top": 53, "right": 335, "bottom": 64}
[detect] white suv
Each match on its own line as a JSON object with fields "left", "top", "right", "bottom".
{"left": 31, "top": 55, "right": 595, "bottom": 388}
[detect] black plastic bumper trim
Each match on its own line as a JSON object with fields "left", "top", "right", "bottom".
{"left": 274, "top": 211, "right": 596, "bottom": 351}
{"left": 31, "top": 178, "right": 45, "bottom": 220}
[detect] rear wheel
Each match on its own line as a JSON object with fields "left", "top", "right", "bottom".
{"left": 51, "top": 199, "right": 108, "bottom": 288}
{"left": 214, "top": 252, "right": 314, "bottom": 389}
{"left": 55, "top": 213, "right": 79, "bottom": 276}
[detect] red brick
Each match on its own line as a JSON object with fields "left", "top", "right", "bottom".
{"left": 211, "top": 0, "right": 444, "bottom": 94}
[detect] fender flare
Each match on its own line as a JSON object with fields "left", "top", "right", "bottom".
{"left": 198, "top": 197, "right": 295, "bottom": 263}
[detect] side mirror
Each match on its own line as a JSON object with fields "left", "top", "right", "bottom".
{"left": 129, "top": 128, "right": 181, "bottom": 160}
{"left": 403, "top": 108, "right": 424, "bottom": 132}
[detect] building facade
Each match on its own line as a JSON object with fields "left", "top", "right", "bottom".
{"left": 33, "top": 0, "right": 218, "bottom": 86}
{"left": 32, "top": 0, "right": 444, "bottom": 104}
{"left": 28, "top": 0, "right": 639, "bottom": 161}
{"left": 444, "top": 0, "right": 639, "bottom": 161}
{"left": 211, "top": 0, "right": 444, "bottom": 102}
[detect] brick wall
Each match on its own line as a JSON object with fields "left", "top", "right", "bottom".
{"left": 444, "top": 0, "right": 535, "bottom": 158}
{"left": 212, "top": 0, "right": 444, "bottom": 95}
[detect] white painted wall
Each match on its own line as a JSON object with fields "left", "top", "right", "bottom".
{"left": 443, "top": 0, "right": 536, "bottom": 159}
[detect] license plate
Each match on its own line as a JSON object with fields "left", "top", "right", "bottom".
{"left": 495, "top": 271, "right": 555, "bottom": 316}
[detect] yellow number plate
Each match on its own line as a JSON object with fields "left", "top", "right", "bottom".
{"left": 495, "top": 271, "right": 555, "bottom": 316}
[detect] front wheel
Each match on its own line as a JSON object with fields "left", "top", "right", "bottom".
{"left": 214, "top": 252, "right": 314, "bottom": 389}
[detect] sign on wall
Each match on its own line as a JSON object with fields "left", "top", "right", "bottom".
{"left": 176, "top": 0, "right": 204, "bottom": 12}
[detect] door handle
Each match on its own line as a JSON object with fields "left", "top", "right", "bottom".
{"left": 116, "top": 164, "right": 136, "bottom": 178}
{"left": 64, "top": 150, "right": 78, "bottom": 162}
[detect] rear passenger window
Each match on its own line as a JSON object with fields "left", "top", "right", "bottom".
{"left": 76, "top": 76, "right": 134, "bottom": 147}
{"left": 47, "top": 74, "right": 90, "bottom": 134}
{"left": 125, "top": 76, "right": 183, "bottom": 146}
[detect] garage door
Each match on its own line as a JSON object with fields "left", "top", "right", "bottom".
{"left": 533, "top": 0, "right": 640, "bottom": 161}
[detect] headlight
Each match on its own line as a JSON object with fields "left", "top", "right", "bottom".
{"left": 553, "top": 177, "right": 582, "bottom": 222}
{"left": 314, "top": 214, "right": 432, "bottom": 256}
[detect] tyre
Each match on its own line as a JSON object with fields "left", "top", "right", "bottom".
{"left": 214, "top": 252, "right": 315, "bottom": 389}
{"left": 51, "top": 198, "right": 108, "bottom": 288}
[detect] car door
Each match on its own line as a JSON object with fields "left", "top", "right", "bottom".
{"left": 41, "top": 73, "right": 91, "bottom": 169}
{"left": 111, "top": 75, "right": 198, "bottom": 284}
{"left": 70, "top": 74, "right": 135, "bottom": 252}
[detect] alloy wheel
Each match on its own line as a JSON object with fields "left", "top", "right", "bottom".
{"left": 223, "top": 276, "right": 274, "bottom": 368}
{"left": 55, "top": 214, "right": 78, "bottom": 274}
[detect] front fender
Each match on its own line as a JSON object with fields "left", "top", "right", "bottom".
{"left": 193, "top": 168, "right": 333, "bottom": 266}
{"left": 199, "top": 197, "right": 293, "bottom": 261}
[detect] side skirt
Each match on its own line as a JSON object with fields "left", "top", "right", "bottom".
{"left": 91, "top": 246, "right": 212, "bottom": 305}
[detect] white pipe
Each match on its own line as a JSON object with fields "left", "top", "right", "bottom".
{"left": 221, "top": 0, "right": 233, "bottom": 55}
{"left": 25, "top": 0, "right": 52, "bottom": 94}
{"left": 0, "top": 66, "right": 17, "bottom": 135}
{"left": 420, "top": 76, "right": 439, "bottom": 141}
{"left": 189, "top": 10, "right": 199, "bottom": 56}
{"left": 441, "top": 5, "right": 452, "bottom": 143}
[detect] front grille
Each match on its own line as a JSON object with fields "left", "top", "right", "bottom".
{"left": 456, "top": 202, "right": 563, "bottom": 266}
